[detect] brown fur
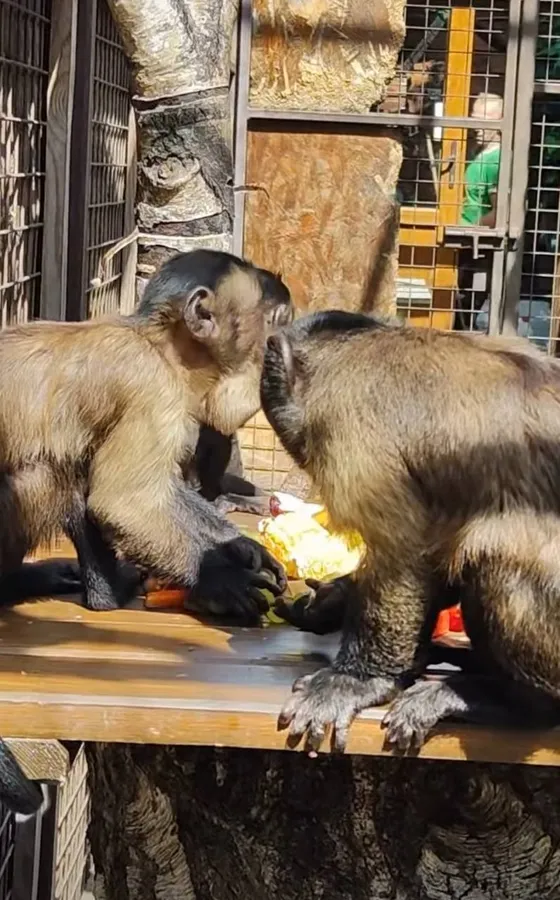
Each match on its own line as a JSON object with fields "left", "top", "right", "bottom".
{"left": 261, "top": 311, "right": 560, "bottom": 750}
{"left": 0, "top": 257, "right": 289, "bottom": 581}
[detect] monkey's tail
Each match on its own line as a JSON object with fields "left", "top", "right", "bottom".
{"left": 0, "top": 740, "right": 44, "bottom": 815}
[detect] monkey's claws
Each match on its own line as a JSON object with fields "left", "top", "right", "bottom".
{"left": 381, "top": 680, "right": 448, "bottom": 752}
{"left": 278, "top": 667, "right": 395, "bottom": 755}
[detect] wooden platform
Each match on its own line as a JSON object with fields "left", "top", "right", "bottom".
{"left": 0, "top": 529, "right": 559, "bottom": 769}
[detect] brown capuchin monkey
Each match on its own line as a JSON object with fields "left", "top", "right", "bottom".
{"left": 261, "top": 310, "right": 560, "bottom": 755}
{"left": 0, "top": 249, "right": 292, "bottom": 813}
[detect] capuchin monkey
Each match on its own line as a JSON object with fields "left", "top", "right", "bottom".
{"left": 262, "top": 310, "right": 560, "bottom": 754}
{"left": 0, "top": 248, "right": 292, "bottom": 813}
{"left": 141, "top": 253, "right": 292, "bottom": 516}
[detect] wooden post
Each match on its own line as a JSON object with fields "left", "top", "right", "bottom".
{"left": 40, "top": 0, "right": 78, "bottom": 321}
{"left": 65, "top": 0, "right": 97, "bottom": 322}
{"left": 119, "top": 105, "right": 138, "bottom": 313}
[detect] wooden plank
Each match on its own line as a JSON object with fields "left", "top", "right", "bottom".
{"left": 244, "top": 126, "right": 401, "bottom": 317}
{"left": 65, "top": 0, "right": 97, "bottom": 321}
{"left": 3, "top": 739, "right": 69, "bottom": 783}
{"left": 40, "top": 0, "right": 78, "bottom": 321}
{"left": 6, "top": 517, "right": 560, "bottom": 767}
{"left": 119, "top": 104, "right": 138, "bottom": 314}
{"left": 249, "top": 0, "right": 404, "bottom": 113}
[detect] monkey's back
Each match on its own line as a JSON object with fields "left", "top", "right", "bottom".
{"left": 305, "top": 326, "right": 560, "bottom": 533}
{"left": 0, "top": 317, "right": 173, "bottom": 470}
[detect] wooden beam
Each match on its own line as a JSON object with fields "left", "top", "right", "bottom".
{"left": 119, "top": 104, "right": 138, "bottom": 314}
{"left": 4, "top": 739, "right": 70, "bottom": 783}
{"left": 66, "top": 0, "right": 97, "bottom": 321}
{"left": 40, "top": 0, "right": 78, "bottom": 321}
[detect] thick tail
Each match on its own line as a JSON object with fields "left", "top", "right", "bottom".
{"left": 0, "top": 740, "right": 43, "bottom": 815}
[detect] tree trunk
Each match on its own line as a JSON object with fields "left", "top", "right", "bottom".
{"left": 107, "top": 0, "right": 238, "bottom": 289}
{"left": 88, "top": 744, "right": 560, "bottom": 900}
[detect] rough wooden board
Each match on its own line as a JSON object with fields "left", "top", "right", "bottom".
{"left": 249, "top": 0, "right": 405, "bottom": 112}
{"left": 244, "top": 127, "right": 401, "bottom": 317}
{"left": 241, "top": 126, "right": 401, "bottom": 485}
{"left": 4, "top": 739, "right": 69, "bottom": 783}
{"left": 2, "top": 531, "right": 560, "bottom": 767}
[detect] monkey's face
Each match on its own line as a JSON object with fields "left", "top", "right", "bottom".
{"left": 194, "top": 260, "right": 294, "bottom": 434}
{"left": 138, "top": 249, "right": 294, "bottom": 434}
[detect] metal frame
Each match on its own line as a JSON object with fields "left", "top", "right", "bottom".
{"left": 501, "top": 0, "right": 540, "bottom": 336}
{"left": 232, "top": 0, "right": 528, "bottom": 337}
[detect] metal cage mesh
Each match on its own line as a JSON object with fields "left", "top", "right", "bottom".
{"left": 53, "top": 745, "right": 90, "bottom": 900}
{"left": 85, "top": 0, "right": 132, "bottom": 319}
{"left": 239, "top": 0, "right": 514, "bottom": 488}
{"left": 0, "top": 0, "right": 51, "bottom": 326}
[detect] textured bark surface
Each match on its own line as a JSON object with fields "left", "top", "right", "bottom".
{"left": 107, "top": 0, "right": 238, "bottom": 286}
{"left": 88, "top": 744, "right": 560, "bottom": 900}
{"left": 107, "top": 0, "right": 237, "bottom": 102}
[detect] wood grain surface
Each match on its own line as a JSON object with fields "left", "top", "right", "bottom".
{"left": 3, "top": 522, "right": 559, "bottom": 767}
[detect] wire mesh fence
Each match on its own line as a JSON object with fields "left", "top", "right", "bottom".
{"left": 0, "top": 0, "right": 51, "bottom": 326}
{"left": 85, "top": 0, "right": 132, "bottom": 319}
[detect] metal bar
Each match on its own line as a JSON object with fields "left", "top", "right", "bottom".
{"left": 488, "top": 249, "right": 505, "bottom": 336}
{"left": 66, "top": 0, "right": 97, "bottom": 321}
{"left": 494, "top": 0, "right": 523, "bottom": 235}
{"left": 247, "top": 107, "right": 506, "bottom": 132}
{"left": 232, "top": 0, "right": 252, "bottom": 257}
{"left": 501, "top": 0, "right": 539, "bottom": 337}
{"left": 533, "top": 82, "right": 560, "bottom": 94}
{"left": 40, "top": 0, "right": 79, "bottom": 321}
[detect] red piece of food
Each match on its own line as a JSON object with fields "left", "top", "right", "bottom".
{"left": 432, "top": 609, "right": 450, "bottom": 639}
{"left": 448, "top": 605, "right": 464, "bottom": 633}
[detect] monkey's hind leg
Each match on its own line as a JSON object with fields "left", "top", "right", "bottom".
{"left": 0, "top": 560, "right": 82, "bottom": 604}
{"left": 276, "top": 568, "right": 434, "bottom": 753}
{"left": 65, "top": 505, "right": 142, "bottom": 611}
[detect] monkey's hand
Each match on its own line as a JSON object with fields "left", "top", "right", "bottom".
{"left": 274, "top": 577, "right": 349, "bottom": 634}
{"left": 278, "top": 667, "right": 397, "bottom": 754}
{"left": 190, "top": 536, "right": 287, "bottom": 626}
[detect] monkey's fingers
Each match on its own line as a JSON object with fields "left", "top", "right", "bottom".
{"left": 304, "top": 579, "right": 322, "bottom": 591}
{"left": 246, "top": 586, "right": 271, "bottom": 614}
{"left": 260, "top": 550, "right": 287, "bottom": 591}
{"left": 277, "top": 687, "right": 308, "bottom": 730}
{"left": 303, "top": 720, "right": 329, "bottom": 756}
{"left": 247, "top": 571, "right": 284, "bottom": 597}
{"left": 332, "top": 711, "right": 355, "bottom": 754}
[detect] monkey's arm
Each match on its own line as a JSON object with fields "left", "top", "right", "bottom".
{"left": 277, "top": 549, "right": 437, "bottom": 752}
{"left": 88, "top": 424, "right": 286, "bottom": 624}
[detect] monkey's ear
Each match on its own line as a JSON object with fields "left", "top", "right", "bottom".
{"left": 184, "top": 286, "right": 218, "bottom": 341}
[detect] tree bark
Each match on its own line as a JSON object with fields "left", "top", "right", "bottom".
{"left": 88, "top": 744, "right": 560, "bottom": 900}
{"left": 107, "top": 0, "right": 238, "bottom": 289}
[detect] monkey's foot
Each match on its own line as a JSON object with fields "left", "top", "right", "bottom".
{"left": 278, "top": 667, "right": 396, "bottom": 754}
{"left": 382, "top": 679, "right": 462, "bottom": 751}
{"left": 214, "top": 493, "right": 271, "bottom": 516}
